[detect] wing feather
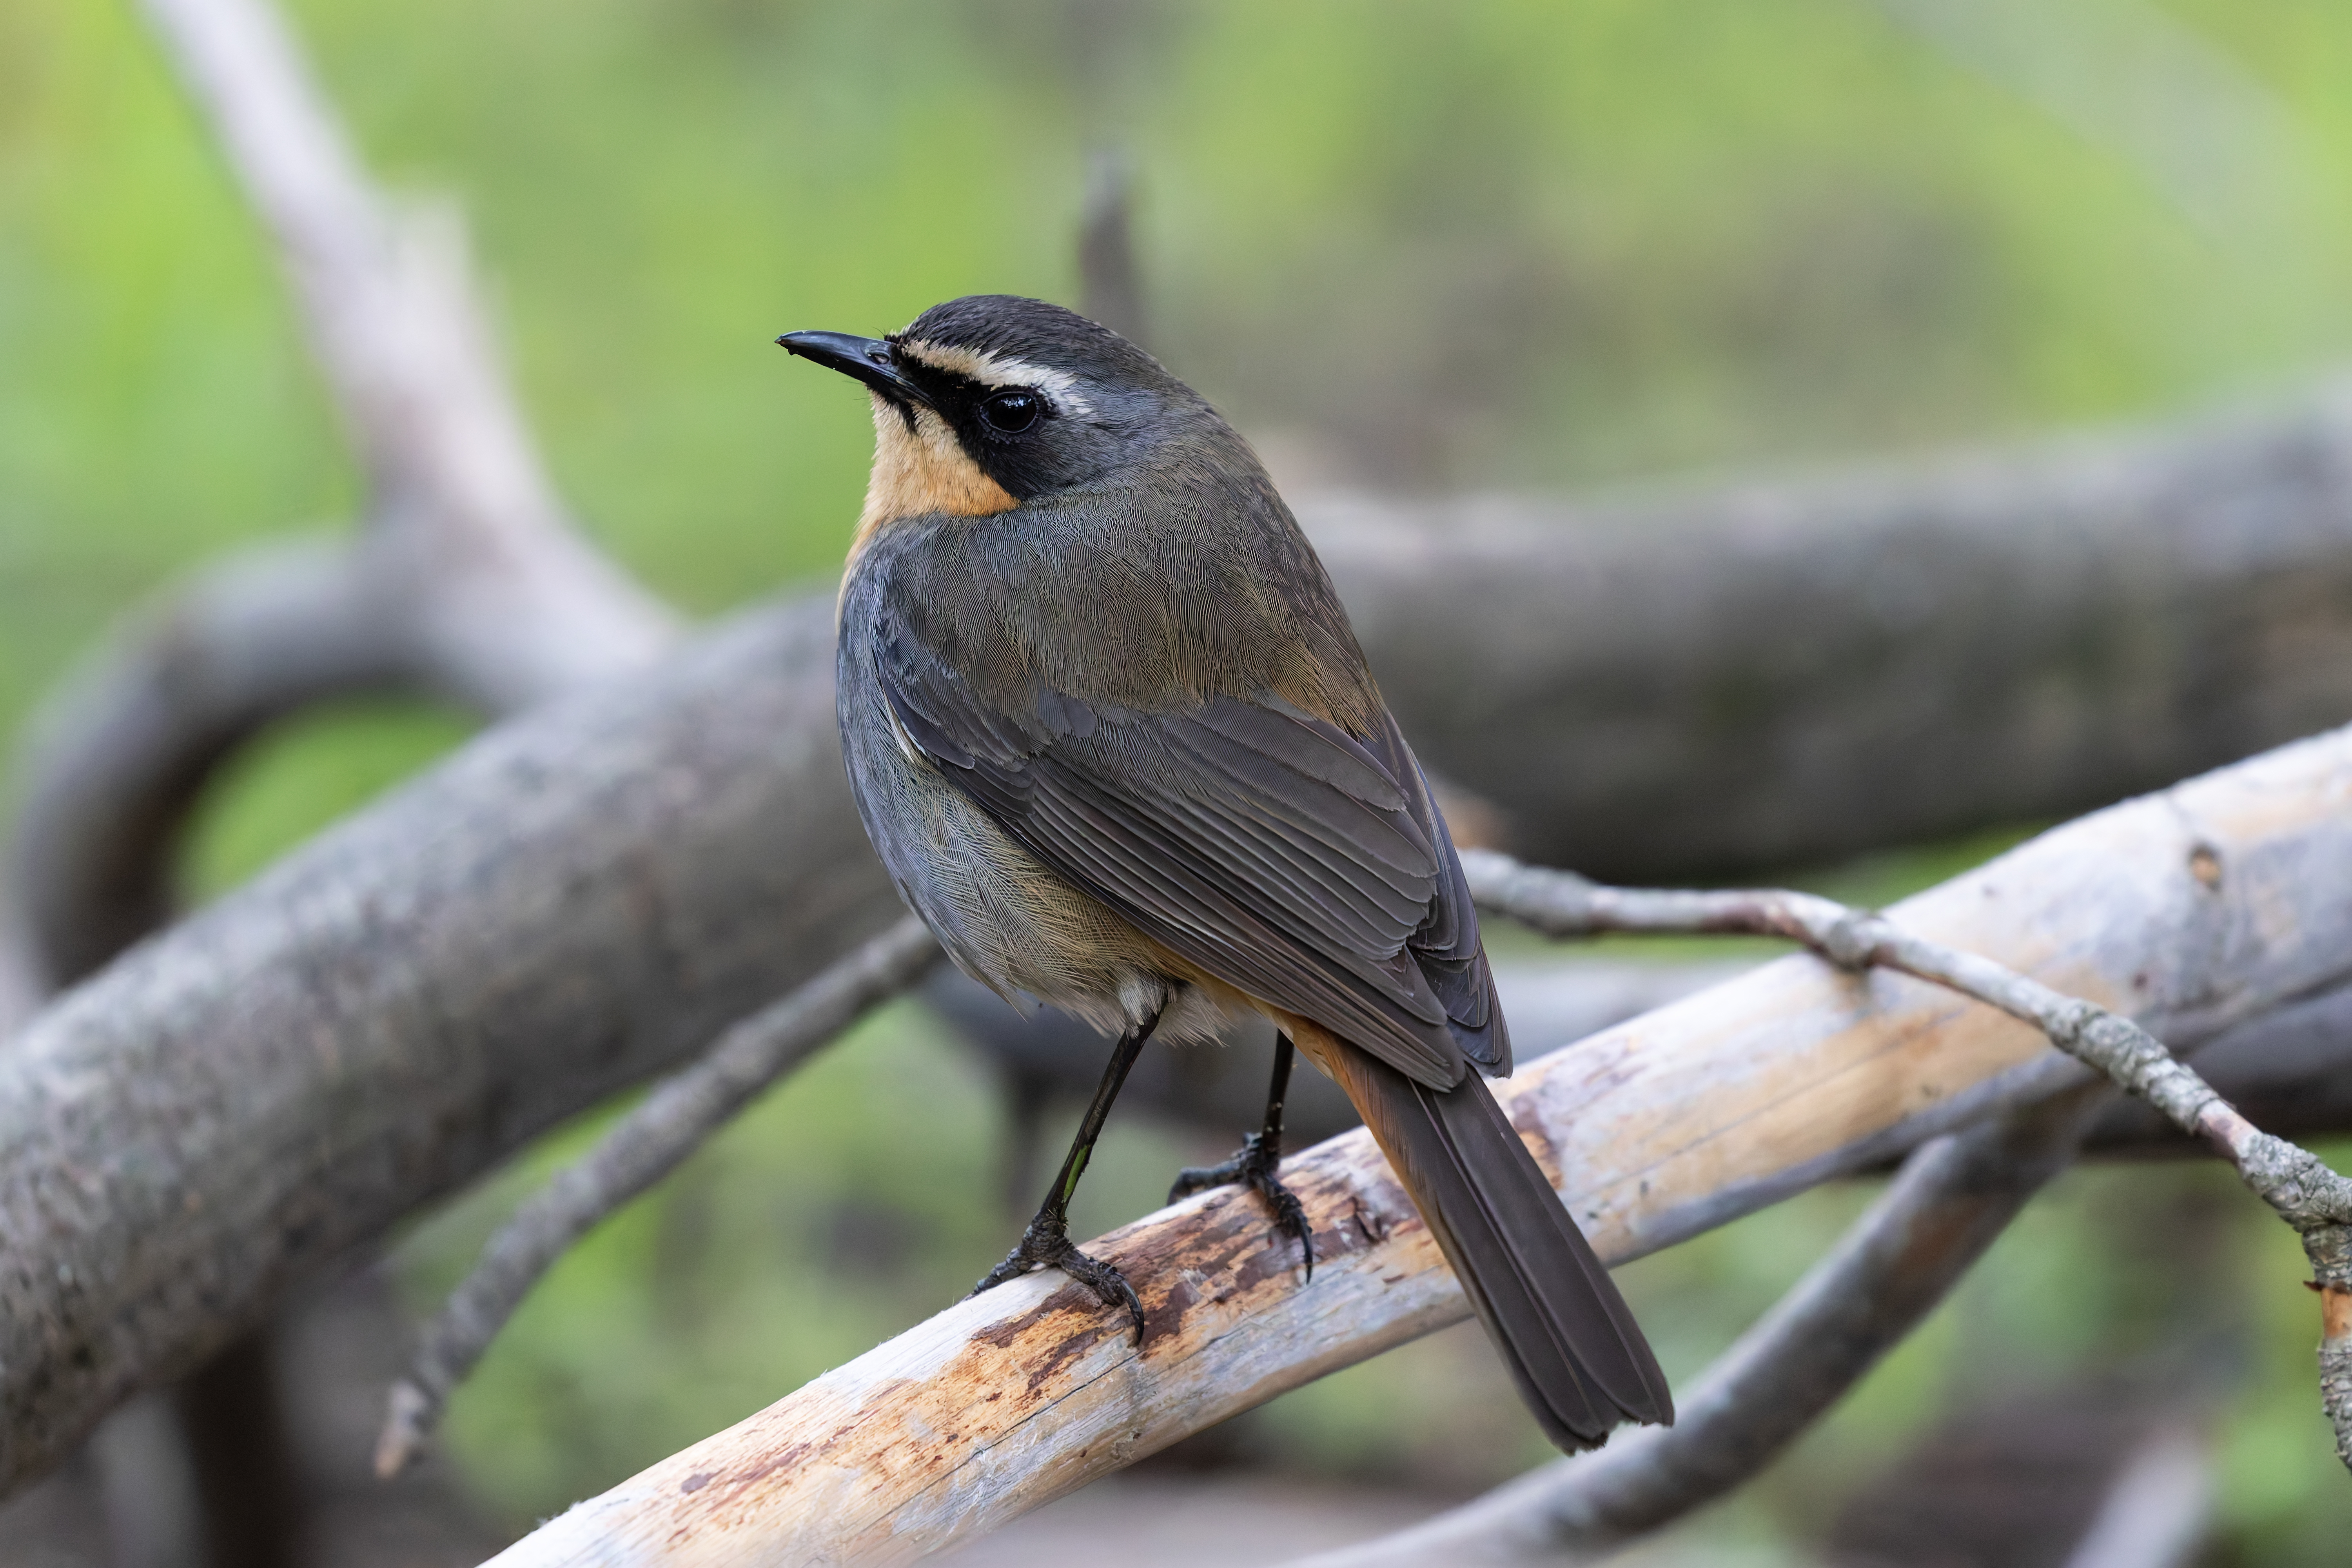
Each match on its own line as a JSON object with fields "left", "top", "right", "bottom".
{"left": 869, "top": 575, "right": 1506, "bottom": 1084}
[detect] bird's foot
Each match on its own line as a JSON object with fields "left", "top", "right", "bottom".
{"left": 1169, "top": 1132, "right": 1316, "bottom": 1280}
{"left": 970, "top": 1214, "right": 1145, "bottom": 1343}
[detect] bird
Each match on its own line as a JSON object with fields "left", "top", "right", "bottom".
{"left": 779, "top": 295, "right": 1672, "bottom": 1451}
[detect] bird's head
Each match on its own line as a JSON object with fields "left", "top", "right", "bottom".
{"left": 779, "top": 294, "right": 1205, "bottom": 539}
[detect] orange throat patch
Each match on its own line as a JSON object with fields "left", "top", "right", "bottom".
{"left": 849, "top": 394, "right": 1018, "bottom": 567}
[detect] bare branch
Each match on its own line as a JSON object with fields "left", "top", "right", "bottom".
{"left": 1309, "top": 382, "right": 2352, "bottom": 879}
{"left": 0, "top": 0, "right": 688, "bottom": 1004}
{"left": 469, "top": 724, "right": 2352, "bottom": 1566}
{"left": 0, "top": 599, "right": 902, "bottom": 1496}
{"left": 4, "top": 542, "right": 418, "bottom": 991}
{"left": 382, "top": 943, "right": 1730, "bottom": 1473}
{"left": 2062, "top": 1425, "right": 2214, "bottom": 1568}
{"left": 1460, "top": 856, "right": 1873, "bottom": 952}
{"left": 1466, "top": 847, "right": 2352, "bottom": 1474}
{"left": 134, "top": 0, "right": 675, "bottom": 706}
{"left": 2085, "top": 978, "right": 2352, "bottom": 1154}
{"left": 1285, "top": 1084, "right": 2109, "bottom": 1567}
{"left": 1076, "top": 148, "right": 1146, "bottom": 347}
{"left": 0, "top": 2, "right": 686, "bottom": 1556}
{"left": 374, "top": 916, "right": 940, "bottom": 1478}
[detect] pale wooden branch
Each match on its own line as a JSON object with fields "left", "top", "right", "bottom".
{"left": 473, "top": 724, "right": 2352, "bottom": 1567}
{"left": 374, "top": 917, "right": 940, "bottom": 1478}
{"left": 1285, "top": 1084, "right": 2111, "bottom": 1567}
{"left": 380, "top": 943, "right": 1719, "bottom": 1472}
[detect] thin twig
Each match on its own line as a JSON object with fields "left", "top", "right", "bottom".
{"left": 1289, "top": 1083, "right": 2109, "bottom": 1566}
{"left": 1462, "top": 848, "right": 2352, "bottom": 1477}
{"left": 373, "top": 916, "right": 940, "bottom": 1478}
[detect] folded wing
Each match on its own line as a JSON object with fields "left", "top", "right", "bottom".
{"left": 870, "top": 580, "right": 1506, "bottom": 1086}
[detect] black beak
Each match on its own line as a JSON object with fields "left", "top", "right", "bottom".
{"left": 775, "top": 330, "right": 934, "bottom": 409}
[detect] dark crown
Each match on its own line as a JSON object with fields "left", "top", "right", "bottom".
{"left": 898, "top": 296, "right": 1173, "bottom": 390}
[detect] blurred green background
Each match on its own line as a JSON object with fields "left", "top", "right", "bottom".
{"left": 9, "top": 0, "right": 2352, "bottom": 1561}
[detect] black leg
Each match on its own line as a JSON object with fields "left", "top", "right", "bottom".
{"left": 970, "top": 1005, "right": 1161, "bottom": 1341}
{"left": 1169, "top": 1032, "right": 1316, "bottom": 1279}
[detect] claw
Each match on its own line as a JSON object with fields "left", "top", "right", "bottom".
{"left": 1170, "top": 1132, "right": 1316, "bottom": 1281}
{"left": 970, "top": 1216, "right": 1147, "bottom": 1343}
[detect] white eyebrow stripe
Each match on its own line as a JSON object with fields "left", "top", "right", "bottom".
{"left": 897, "top": 339, "right": 1094, "bottom": 417}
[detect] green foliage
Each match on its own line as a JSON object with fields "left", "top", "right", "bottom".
{"left": 12, "top": 0, "right": 2352, "bottom": 1556}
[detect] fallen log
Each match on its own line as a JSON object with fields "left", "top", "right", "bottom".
{"left": 481, "top": 722, "right": 2352, "bottom": 1566}
{"left": 0, "top": 601, "right": 897, "bottom": 1494}
{"left": 1310, "top": 383, "right": 2352, "bottom": 876}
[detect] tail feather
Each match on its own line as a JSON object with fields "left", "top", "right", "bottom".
{"left": 1297, "top": 1021, "right": 1673, "bottom": 1450}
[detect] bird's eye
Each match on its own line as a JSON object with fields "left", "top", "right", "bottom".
{"left": 979, "top": 390, "right": 1044, "bottom": 434}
